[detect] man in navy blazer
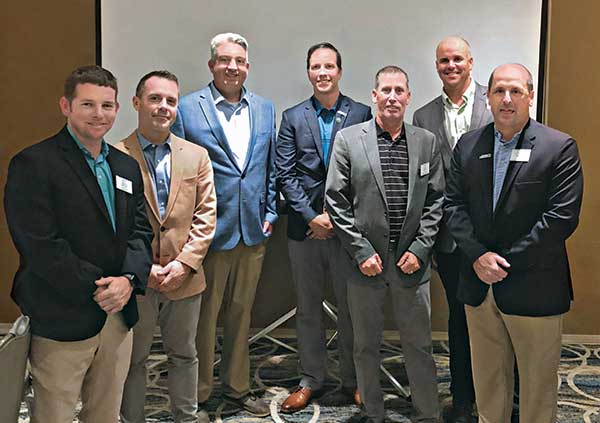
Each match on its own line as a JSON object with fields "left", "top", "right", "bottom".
{"left": 444, "top": 63, "right": 583, "bottom": 423}
{"left": 172, "top": 32, "right": 277, "bottom": 417}
{"left": 276, "top": 42, "right": 371, "bottom": 413}
{"left": 4, "top": 65, "right": 153, "bottom": 423}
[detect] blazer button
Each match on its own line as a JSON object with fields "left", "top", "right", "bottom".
{"left": 383, "top": 233, "right": 388, "bottom": 238}
{"left": 160, "top": 226, "right": 166, "bottom": 232}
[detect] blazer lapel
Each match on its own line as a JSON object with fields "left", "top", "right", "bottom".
{"left": 58, "top": 130, "right": 113, "bottom": 231}
{"left": 197, "top": 90, "right": 241, "bottom": 173}
{"left": 304, "top": 101, "right": 324, "bottom": 163}
{"left": 123, "top": 132, "right": 161, "bottom": 222}
{"left": 331, "top": 95, "right": 349, "bottom": 138}
{"left": 361, "top": 122, "right": 387, "bottom": 207}
{"left": 242, "top": 92, "right": 258, "bottom": 174}
{"left": 475, "top": 125, "right": 495, "bottom": 223}
{"left": 164, "top": 136, "right": 184, "bottom": 219}
{"left": 495, "top": 120, "right": 535, "bottom": 214}
{"left": 107, "top": 148, "right": 129, "bottom": 240}
{"left": 405, "top": 125, "right": 421, "bottom": 215}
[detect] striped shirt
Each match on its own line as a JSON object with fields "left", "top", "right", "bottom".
{"left": 376, "top": 124, "right": 409, "bottom": 242}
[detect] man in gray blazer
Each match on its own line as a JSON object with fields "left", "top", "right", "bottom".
{"left": 326, "top": 66, "right": 444, "bottom": 423}
{"left": 412, "top": 36, "right": 492, "bottom": 423}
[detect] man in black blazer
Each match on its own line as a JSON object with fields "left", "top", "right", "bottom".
{"left": 444, "top": 63, "right": 583, "bottom": 423}
{"left": 4, "top": 65, "right": 153, "bottom": 423}
{"left": 276, "top": 42, "right": 371, "bottom": 412}
{"left": 412, "top": 36, "right": 492, "bottom": 422}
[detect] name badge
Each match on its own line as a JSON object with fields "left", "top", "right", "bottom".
{"left": 116, "top": 175, "right": 133, "bottom": 194}
{"left": 479, "top": 153, "right": 492, "bottom": 159}
{"left": 420, "top": 162, "right": 430, "bottom": 176}
{"left": 510, "top": 149, "right": 531, "bottom": 162}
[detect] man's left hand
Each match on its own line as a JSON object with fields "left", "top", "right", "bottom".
{"left": 397, "top": 251, "right": 421, "bottom": 274}
{"left": 157, "top": 260, "right": 192, "bottom": 293}
{"left": 262, "top": 221, "right": 273, "bottom": 237}
{"left": 93, "top": 276, "right": 134, "bottom": 314}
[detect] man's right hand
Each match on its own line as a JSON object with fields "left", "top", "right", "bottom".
{"left": 306, "top": 212, "right": 334, "bottom": 240}
{"left": 359, "top": 253, "right": 383, "bottom": 277}
{"left": 473, "top": 252, "right": 510, "bottom": 284}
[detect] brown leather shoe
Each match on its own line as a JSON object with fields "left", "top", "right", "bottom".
{"left": 353, "top": 388, "right": 362, "bottom": 407}
{"left": 280, "top": 387, "right": 312, "bottom": 413}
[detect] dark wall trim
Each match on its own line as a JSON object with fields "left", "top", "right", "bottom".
{"left": 95, "top": 0, "right": 101, "bottom": 65}
{"left": 536, "top": 0, "right": 549, "bottom": 122}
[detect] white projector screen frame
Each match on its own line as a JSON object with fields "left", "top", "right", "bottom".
{"left": 100, "top": 0, "right": 544, "bottom": 143}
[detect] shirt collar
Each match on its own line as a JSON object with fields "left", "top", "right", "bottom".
{"left": 376, "top": 122, "right": 406, "bottom": 142}
{"left": 312, "top": 96, "right": 340, "bottom": 115}
{"left": 209, "top": 82, "right": 248, "bottom": 107}
{"left": 493, "top": 127, "right": 522, "bottom": 145}
{"left": 136, "top": 131, "right": 171, "bottom": 151}
{"left": 442, "top": 78, "right": 476, "bottom": 109}
{"left": 67, "top": 125, "right": 110, "bottom": 160}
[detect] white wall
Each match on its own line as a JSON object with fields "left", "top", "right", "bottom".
{"left": 102, "top": 0, "right": 542, "bottom": 142}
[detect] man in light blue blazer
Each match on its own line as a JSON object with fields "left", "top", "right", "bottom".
{"left": 171, "top": 32, "right": 277, "bottom": 418}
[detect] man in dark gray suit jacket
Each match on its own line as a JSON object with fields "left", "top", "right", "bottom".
{"left": 326, "top": 66, "right": 444, "bottom": 423}
{"left": 276, "top": 42, "right": 371, "bottom": 413}
{"left": 412, "top": 36, "right": 492, "bottom": 423}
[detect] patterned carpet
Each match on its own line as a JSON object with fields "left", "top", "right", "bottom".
{"left": 19, "top": 334, "right": 600, "bottom": 422}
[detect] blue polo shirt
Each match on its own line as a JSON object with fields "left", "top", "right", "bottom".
{"left": 312, "top": 97, "right": 340, "bottom": 166}
{"left": 67, "top": 126, "right": 116, "bottom": 231}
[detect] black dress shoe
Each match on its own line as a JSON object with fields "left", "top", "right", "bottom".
{"left": 450, "top": 403, "right": 475, "bottom": 423}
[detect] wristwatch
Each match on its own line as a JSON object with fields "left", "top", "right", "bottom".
{"left": 123, "top": 273, "right": 136, "bottom": 286}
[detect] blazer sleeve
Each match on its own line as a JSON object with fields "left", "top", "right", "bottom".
{"left": 443, "top": 136, "right": 490, "bottom": 264}
{"left": 120, "top": 163, "right": 154, "bottom": 294}
{"left": 263, "top": 103, "right": 279, "bottom": 225}
{"left": 326, "top": 131, "right": 377, "bottom": 264}
{"left": 276, "top": 110, "right": 319, "bottom": 224}
{"left": 407, "top": 134, "right": 445, "bottom": 262}
{"left": 4, "top": 151, "right": 104, "bottom": 303}
{"left": 501, "top": 137, "right": 583, "bottom": 268}
{"left": 176, "top": 151, "right": 217, "bottom": 270}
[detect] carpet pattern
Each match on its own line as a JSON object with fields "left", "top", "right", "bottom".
{"left": 19, "top": 335, "right": 600, "bottom": 422}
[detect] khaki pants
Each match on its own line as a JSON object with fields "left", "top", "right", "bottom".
{"left": 196, "top": 241, "right": 266, "bottom": 401}
{"left": 29, "top": 314, "right": 133, "bottom": 423}
{"left": 466, "top": 290, "right": 562, "bottom": 423}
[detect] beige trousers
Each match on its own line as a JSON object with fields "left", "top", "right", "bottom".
{"left": 29, "top": 314, "right": 133, "bottom": 423}
{"left": 196, "top": 241, "right": 266, "bottom": 402}
{"left": 465, "top": 290, "right": 562, "bottom": 423}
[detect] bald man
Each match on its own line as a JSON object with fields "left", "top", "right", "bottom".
{"left": 412, "top": 36, "right": 492, "bottom": 423}
{"left": 444, "top": 63, "right": 582, "bottom": 423}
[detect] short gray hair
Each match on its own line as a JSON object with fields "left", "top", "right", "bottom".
{"left": 210, "top": 32, "right": 249, "bottom": 61}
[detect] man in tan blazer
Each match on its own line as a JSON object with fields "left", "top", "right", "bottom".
{"left": 117, "top": 70, "right": 217, "bottom": 423}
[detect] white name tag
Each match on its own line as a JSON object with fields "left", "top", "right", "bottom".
{"left": 420, "top": 162, "right": 430, "bottom": 176}
{"left": 510, "top": 149, "right": 531, "bottom": 162}
{"left": 116, "top": 175, "right": 133, "bottom": 194}
{"left": 479, "top": 153, "right": 492, "bottom": 159}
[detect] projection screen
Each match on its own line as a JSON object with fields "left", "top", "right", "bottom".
{"left": 100, "top": 0, "right": 544, "bottom": 143}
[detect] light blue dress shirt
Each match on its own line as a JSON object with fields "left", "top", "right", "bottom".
{"left": 493, "top": 128, "right": 521, "bottom": 210}
{"left": 67, "top": 126, "right": 116, "bottom": 232}
{"left": 137, "top": 132, "right": 171, "bottom": 218}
